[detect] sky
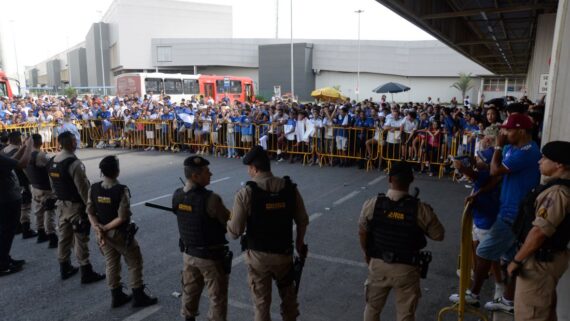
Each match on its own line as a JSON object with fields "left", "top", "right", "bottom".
{"left": 0, "top": 0, "right": 434, "bottom": 81}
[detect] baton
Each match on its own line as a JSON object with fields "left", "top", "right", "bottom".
{"left": 145, "top": 202, "right": 174, "bottom": 213}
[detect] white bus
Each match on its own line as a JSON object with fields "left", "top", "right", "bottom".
{"left": 116, "top": 72, "right": 200, "bottom": 103}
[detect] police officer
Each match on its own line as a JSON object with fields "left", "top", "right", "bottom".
{"left": 24, "top": 134, "right": 58, "bottom": 248}
{"left": 0, "top": 136, "right": 33, "bottom": 276}
{"left": 358, "top": 162, "right": 445, "bottom": 321}
{"left": 48, "top": 131, "right": 105, "bottom": 283}
{"left": 508, "top": 140, "right": 570, "bottom": 321}
{"left": 227, "top": 145, "right": 309, "bottom": 321}
{"left": 2, "top": 131, "right": 37, "bottom": 239}
{"left": 173, "top": 156, "right": 231, "bottom": 321}
{"left": 87, "top": 156, "right": 157, "bottom": 308}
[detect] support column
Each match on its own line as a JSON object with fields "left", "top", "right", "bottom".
{"left": 543, "top": 1, "right": 570, "bottom": 318}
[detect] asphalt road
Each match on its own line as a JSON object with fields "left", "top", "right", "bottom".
{"left": 1, "top": 148, "right": 496, "bottom": 321}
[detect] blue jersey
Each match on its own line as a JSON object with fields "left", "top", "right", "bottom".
{"left": 333, "top": 114, "right": 351, "bottom": 137}
{"left": 472, "top": 170, "right": 500, "bottom": 229}
{"left": 499, "top": 142, "right": 541, "bottom": 222}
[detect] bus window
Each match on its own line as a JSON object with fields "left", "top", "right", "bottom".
{"left": 0, "top": 82, "right": 7, "bottom": 97}
{"left": 215, "top": 80, "right": 242, "bottom": 94}
{"left": 164, "top": 79, "right": 183, "bottom": 95}
{"left": 145, "top": 78, "right": 163, "bottom": 94}
{"left": 183, "top": 79, "right": 199, "bottom": 94}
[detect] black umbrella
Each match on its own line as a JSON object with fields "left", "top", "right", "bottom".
{"left": 372, "top": 82, "right": 410, "bottom": 101}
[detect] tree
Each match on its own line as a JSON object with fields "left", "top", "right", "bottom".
{"left": 451, "top": 72, "right": 473, "bottom": 100}
{"left": 64, "top": 86, "right": 77, "bottom": 98}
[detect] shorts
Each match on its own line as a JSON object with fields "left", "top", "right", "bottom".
{"left": 476, "top": 218, "right": 516, "bottom": 262}
{"left": 335, "top": 136, "right": 347, "bottom": 150}
{"left": 241, "top": 135, "right": 253, "bottom": 143}
{"left": 472, "top": 225, "right": 491, "bottom": 242}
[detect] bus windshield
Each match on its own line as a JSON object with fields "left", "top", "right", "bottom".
{"left": 164, "top": 79, "right": 183, "bottom": 95}
{"left": 215, "top": 80, "right": 242, "bottom": 94}
{"left": 145, "top": 78, "right": 163, "bottom": 94}
{"left": 0, "top": 82, "right": 7, "bottom": 97}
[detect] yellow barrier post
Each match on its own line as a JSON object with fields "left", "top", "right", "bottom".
{"left": 437, "top": 201, "right": 489, "bottom": 321}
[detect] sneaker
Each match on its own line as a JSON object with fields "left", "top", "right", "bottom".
{"left": 484, "top": 297, "right": 514, "bottom": 314}
{"left": 449, "top": 290, "right": 480, "bottom": 307}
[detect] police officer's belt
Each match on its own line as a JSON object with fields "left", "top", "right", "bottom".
{"left": 183, "top": 244, "right": 228, "bottom": 260}
{"left": 375, "top": 250, "right": 421, "bottom": 265}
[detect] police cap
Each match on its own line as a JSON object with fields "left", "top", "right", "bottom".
{"left": 389, "top": 162, "right": 414, "bottom": 182}
{"left": 184, "top": 155, "right": 210, "bottom": 169}
{"left": 99, "top": 155, "right": 120, "bottom": 176}
{"left": 242, "top": 145, "right": 268, "bottom": 166}
{"left": 542, "top": 141, "right": 570, "bottom": 165}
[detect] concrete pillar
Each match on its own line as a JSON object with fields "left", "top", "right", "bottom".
{"left": 543, "top": 0, "right": 570, "bottom": 142}
{"left": 543, "top": 0, "right": 570, "bottom": 317}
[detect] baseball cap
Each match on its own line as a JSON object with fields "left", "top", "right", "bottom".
{"left": 500, "top": 114, "right": 533, "bottom": 130}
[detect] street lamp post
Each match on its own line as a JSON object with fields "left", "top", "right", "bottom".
{"left": 355, "top": 10, "right": 364, "bottom": 102}
{"left": 290, "top": 0, "right": 294, "bottom": 100}
{"left": 9, "top": 20, "right": 21, "bottom": 89}
{"left": 96, "top": 11, "right": 107, "bottom": 96}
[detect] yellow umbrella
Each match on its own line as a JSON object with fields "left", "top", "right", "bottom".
{"left": 311, "top": 87, "right": 346, "bottom": 102}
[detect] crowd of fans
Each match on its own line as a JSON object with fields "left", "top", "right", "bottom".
{"left": 0, "top": 92, "right": 546, "bottom": 171}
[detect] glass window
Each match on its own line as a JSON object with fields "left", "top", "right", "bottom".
{"left": 183, "top": 79, "right": 199, "bottom": 94}
{"left": 216, "top": 80, "right": 242, "bottom": 94}
{"left": 164, "top": 79, "right": 183, "bottom": 94}
{"left": 157, "top": 46, "right": 172, "bottom": 62}
{"left": 145, "top": 78, "right": 163, "bottom": 94}
{"left": 0, "top": 82, "right": 7, "bottom": 97}
{"left": 483, "top": 78, "right": 505, "bottom": 92}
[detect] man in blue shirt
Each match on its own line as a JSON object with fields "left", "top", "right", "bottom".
{"left": 451, "top": 113, "right": 541, "bottom": 313}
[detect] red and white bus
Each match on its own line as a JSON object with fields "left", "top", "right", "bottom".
{"left": 0, "top": 70, "right": 14, "bottom": 99}
{"left": 116, "top": 72, "right": 255, "bottom": 103}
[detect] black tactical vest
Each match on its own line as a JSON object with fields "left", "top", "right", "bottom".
{"left": 514, "top": 179, "right": 570, "bottom": 251}
{"left": 172, "top": 186, "right": 227, "bottom": 257}
{"left": 245, "top": 176, "right": 296, "bottom": 255}
{"left": 25, "top": 151, "right": 52, "bottom": 190}
{"left": 5, "top": 148, "right": 30, "bottom": 186}
{"left": 48, "top": 156, "right": 83, "bottom": 203}
{"left": 90, "top": 182, "right": 126, "bottom": 226}
{"left": 368, "top": 194, "right": 427, "bottom": 263}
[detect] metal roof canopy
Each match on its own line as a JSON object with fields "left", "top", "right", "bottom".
{"left": 376, "top": 0, "right": 558, "bottom": 76}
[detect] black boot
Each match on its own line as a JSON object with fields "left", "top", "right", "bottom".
{"left": 111, "top": 286, "right": 132, "bottom": 308}
{"left": 132, "top": 286, "right": 158, "bottom": 307}
{"left": 22, "top": 222, "right": 38, "bottom": 239}
{"left": 80, "top": 264, "right": 106, "bottom": 284}
{"left": 37, "top": 229, "right": 49, "bottom": 243}
{"left": 60, "top": 261, "right": 79, "bottom": 280}
{"left": 14, "top": 222, "right": 22, "bottom": 235}
{"left": 185, "top": 318, "right": 196, "bottom": 321}
{"left": 48, "top": 234, "right": 58, "bottom": 249}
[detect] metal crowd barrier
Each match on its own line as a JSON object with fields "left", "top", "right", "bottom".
{"left": 437, "top": 202, "right": 488, "bottom": 321}
{"left": 1, "top": 122, "right": 59, "bottom": 152}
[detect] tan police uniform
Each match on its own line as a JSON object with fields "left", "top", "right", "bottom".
{"left": 86, "top": 177, "right": 143, "bottom": 290}
{"left": 179, "top": 181, "right": 231, "bottom": 321}
{"left": 514, "top": 173, "right": 570, "bottom": 321}
{"left": 51, "top": 149, "right": 92, "bottom": 266}
{"left": 227, "top": 172, "right": 309, "bottom": 321}
{"left": 358, "top": 189, "right": 445, "bottom": 321}
{"left": 29, "top": 148, "right": 57, "bottom": 237}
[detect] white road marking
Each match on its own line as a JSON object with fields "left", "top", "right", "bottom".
{"left": 131, "top": 177, "right": 231, "bottom": 207}
{"left": 332, "top": 191, "right": 360, "bottom": 206}
{"left": 308, "top": 253, "right": 367, "bottom": 268}
{"left": 231, "top": 212, "right": 323, "bottom": 268}
{"left": 121, "top": 305, "right": 162, "bottom": 321}
{"left": 367, "top": 175, "right": 386, "bottom": 186}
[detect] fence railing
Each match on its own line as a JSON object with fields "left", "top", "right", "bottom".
{"left": 3, "top": 120, "right": 479, "bottom": 176}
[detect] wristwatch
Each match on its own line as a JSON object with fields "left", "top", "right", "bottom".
{"left": 494, "top": 146, "right": 503, "bottom": 151}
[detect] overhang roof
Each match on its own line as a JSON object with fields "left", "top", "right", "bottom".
{"left": 376, "top": 0, "right": 559, "bottom": 76}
